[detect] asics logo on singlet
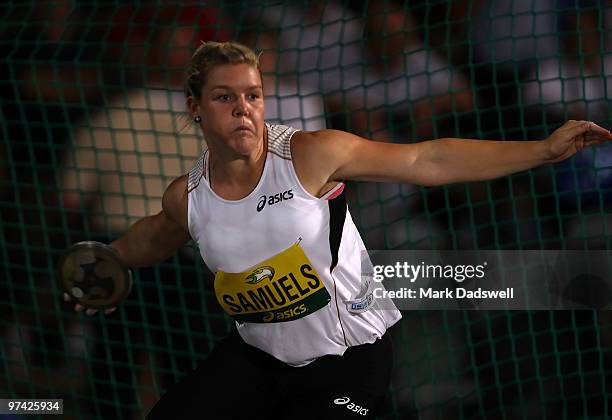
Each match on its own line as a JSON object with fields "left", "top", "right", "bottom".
{"left": 256, "top": 189, "right": 294, "bottom": 212}
{"left": 333, "top": 396, "right": 369, "bottom": 416}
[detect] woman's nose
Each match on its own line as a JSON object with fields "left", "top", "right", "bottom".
{"left": 233, "top": 96, "right": 249, "bottom": 117}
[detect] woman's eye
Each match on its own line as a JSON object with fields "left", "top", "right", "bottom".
{"left": 248, "top": 93, "right": 260, "bottom": 100}
{"left": 216, "top": 95, "right": 230, "bottom": 101}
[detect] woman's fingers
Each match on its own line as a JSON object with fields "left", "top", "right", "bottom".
{"left": 586, "top": 122, "right": 612, "bottom": 137}
{"left": 584, "top": 138, "right": 606, "bottom": 147}
{"left": 561, "top": 120, "right": 592, "bottom": 138}
{"left": 561, "top": 120, "right": 612, "bottom": 140}
{"left": 65, "top": 294, "right": 90, "bottom": 314}
{"left": 63, "top": 292, "right": 116, "bottom": 315}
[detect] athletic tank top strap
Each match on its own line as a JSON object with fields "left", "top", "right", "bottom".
{"left": 187, "top": 149, "right": 207, "bottom": 193}
{"left": 266, "top": 123, "right": 298, "bottom": 161}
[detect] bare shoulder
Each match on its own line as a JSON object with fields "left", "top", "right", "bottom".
{"left": 292, "top": 129, "right": 393, "bottom": 184}
{"left": 162, "top": 175, "right": 189, "bottom": 231}
{"left": 292, "top": 128, "right": 420, "bottom": 184}
{"left": 292, "top": 129, "right": 363, "bottom": 155}
{"left": 292, "top": 129, "right": 363, "bottom": 169}
{"left": 290, "top": 130, "right": 351, "bottom": 195}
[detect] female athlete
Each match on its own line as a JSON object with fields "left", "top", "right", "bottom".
{"left": 66, "top": 41, "right": 612, "bottom": 419}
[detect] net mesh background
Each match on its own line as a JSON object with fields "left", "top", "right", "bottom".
{"left": 1, "top": 1, "right": 612, "bottom": 418}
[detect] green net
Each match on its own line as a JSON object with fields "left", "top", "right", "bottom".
{"left": 2, "top": 0, "right": 612, "bottom": 418}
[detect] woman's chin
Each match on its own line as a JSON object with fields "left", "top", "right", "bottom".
{"left": 229, "top": 134, "right": 262, "bottom": 156}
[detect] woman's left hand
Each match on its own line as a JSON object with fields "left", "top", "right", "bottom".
{"left": 544, "top": 120, "right": 612, "bottom": 163}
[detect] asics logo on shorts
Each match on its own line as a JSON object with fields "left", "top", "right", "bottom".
{"left": 333, "top": 396, "right": 369, "bottom": 416}
{"left": 334, "top": 396, "right": 350, "bottom": 405}
{"left": 256, "top": 189, "right": 294, "bottom": 212}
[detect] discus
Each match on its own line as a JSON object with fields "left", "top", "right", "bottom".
{"left": 57, "top": 241, "right": 132, "bottom": 309}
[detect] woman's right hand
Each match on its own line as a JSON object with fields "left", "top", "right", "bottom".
{"left": 63, "top": 292, "right": 117, "bottom": 316}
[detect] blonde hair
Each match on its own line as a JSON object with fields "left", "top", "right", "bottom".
{"left": 184, "top": 41, "right": 261, "bottom": 101}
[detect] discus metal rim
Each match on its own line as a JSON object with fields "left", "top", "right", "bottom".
{"left": 57, "top": 241, "right": 132, "bottom": 310}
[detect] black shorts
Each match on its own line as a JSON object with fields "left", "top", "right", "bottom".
{"left": 146, "top": 329, "right": 394, "bottom": 419}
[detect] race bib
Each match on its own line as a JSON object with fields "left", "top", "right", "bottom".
{"left": 214, "top": 241, "right": 331, "bottom": 323}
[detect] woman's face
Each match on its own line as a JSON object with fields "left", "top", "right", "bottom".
{"left": 198, "top": 63, "right": 265, "bottom": 157}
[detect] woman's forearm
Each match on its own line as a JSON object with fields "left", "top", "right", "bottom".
{"left": 418, "top": 138, "right": 549, "bottom": 185}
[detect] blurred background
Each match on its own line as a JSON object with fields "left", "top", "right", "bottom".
{"left": 2, "top": 0, "right": 612, "bottom": 418}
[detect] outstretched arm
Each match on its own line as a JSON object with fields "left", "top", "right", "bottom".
{"left": 293, "top": 120, "right": 612, "bottom": 189}
{"left": 110, "top": 175, "right": 191, "bottom": 267}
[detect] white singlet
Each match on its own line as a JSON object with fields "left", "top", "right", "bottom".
{"left": 187, "top": 123, "right": 401, "bottom": 366}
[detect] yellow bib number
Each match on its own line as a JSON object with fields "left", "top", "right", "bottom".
{"left": 214, "top": 242, "right": 331, "bottom": 323}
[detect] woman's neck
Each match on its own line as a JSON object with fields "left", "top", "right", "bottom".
{"left": 207, "top": 127, "right": 268, "bottom": 192}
